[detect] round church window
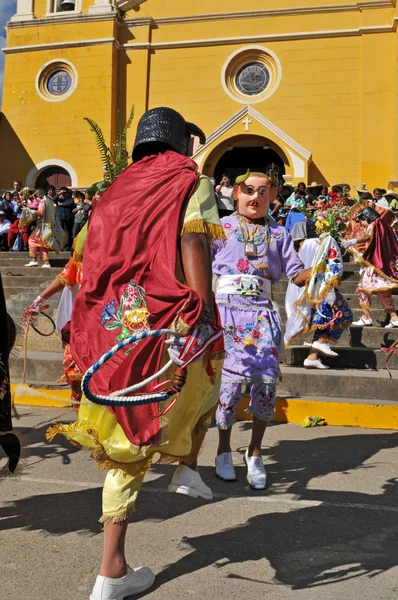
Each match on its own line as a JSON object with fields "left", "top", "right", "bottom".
{"left": 235, "top": 63, "right": 270, "bottom": 96}
{"left": 222, "top": 46, "right": 282, "bottom": 105}
{"left": 47, "top": 70, "right": 72, "bottom": 96}
{"left": 36, "top": 60, "right": 78, "bottom": 103}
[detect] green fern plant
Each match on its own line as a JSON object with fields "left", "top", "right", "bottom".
{"left": 84, "top": 104, "right": 134, "bottom": 186}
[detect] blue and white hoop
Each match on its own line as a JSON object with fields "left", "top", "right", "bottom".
{"left": 81, "top": 329, "right": 177, "bottom": 407}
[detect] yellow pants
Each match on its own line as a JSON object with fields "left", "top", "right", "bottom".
{"left": 47, "top": 357, "right": 222, "bottom": 522}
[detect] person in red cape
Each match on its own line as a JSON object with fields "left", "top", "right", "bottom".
{"left": 46, "top": 107, "right": 225, "bottom": 600}
{"left": 342, "top": 207, "right": 398, "bottom": 327}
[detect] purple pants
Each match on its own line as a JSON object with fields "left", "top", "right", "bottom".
{"left": 216, "top": 382, "right": 276, "bottom": 429}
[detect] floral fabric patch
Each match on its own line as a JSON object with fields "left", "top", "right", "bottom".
{"left": 100, "top": 280, "right": 150, "bottom": 344}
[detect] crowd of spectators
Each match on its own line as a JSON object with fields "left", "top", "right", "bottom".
{"left": 0, "top": 181, "right": 94, "bottom": 252}
{"left": 1, "top": 176, "right": 397, "bottom": 253}
{"left": 213, "top": 175, "right": 398, "bottom": 229}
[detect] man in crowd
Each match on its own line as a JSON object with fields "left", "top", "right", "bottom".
{"left": 215, "top": 174, "right": 234, "bottom": 217}
{"left": 72, "top": 191, "right": 90, "bottom": 239}
{"left": 56, "top": 186, "right": 75, "bottom": 249}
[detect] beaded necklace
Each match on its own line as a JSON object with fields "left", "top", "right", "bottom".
{"left": 236, "top": 214, "right": 270, "bottom": 257}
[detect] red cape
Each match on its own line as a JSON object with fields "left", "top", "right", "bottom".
{"left": 363, "top": 217, "right": 398, "bottom": 280}
{"left": 70, "top": 151, "right": 206, "bottom": 447}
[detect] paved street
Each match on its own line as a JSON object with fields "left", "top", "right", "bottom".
{"left": 1, "top": 407, "right": 398, "bottom": 600}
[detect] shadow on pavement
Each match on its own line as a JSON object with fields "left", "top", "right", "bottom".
{"left": 0, "top": 430, "right": 397, "bottom": 591}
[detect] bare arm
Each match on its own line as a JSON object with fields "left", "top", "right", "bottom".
{"left": 355, "top": 232, "right": 371, "bottom": 244}
{"left": 270, "top": 199, "right": 282, "bottom": 216}
{"left": 292, "top": 267, "right": 312, "bottom": 287}
{"left": 40, "top": 278, "right": 65, "bottom": 300}
{"left": 180, "top": 233, "right": 214, "bottom": 320}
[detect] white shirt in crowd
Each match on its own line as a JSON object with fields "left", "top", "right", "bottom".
{"left": 217, "top": 185, "right": 234, "bottom": 211}
{"left": 0, "top": 219, "right": 11, "bottom": 234}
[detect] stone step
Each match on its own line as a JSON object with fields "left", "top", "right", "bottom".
{"left": 10, "top": 351, "right": 64, "bottom": 382}
{"left": 3, "top": 251, "right": 71, "bottom": 259}
{"left": 0, "top": 256, "right": 69, "bottom": 268}
{"left": 280, "top": 365, "right": 398, "bottom": 401}
{"left": 284, "top": 345, "right": 398, "bottom": 370}
{"left": 287, "top": 325, "right": 398, "bottom": 348}
{"left": 0, "top": 266, "right": 63, "bottom": 277}
{"left": 1, "top": 275, "right": 58, "bottom": 287}
{"left": 10, "top": 351, "right": 398, "bottom": 403}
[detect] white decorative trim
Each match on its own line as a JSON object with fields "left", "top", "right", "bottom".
{"left": 221, "top": 46, "right": 282, "bottom": 105}
{"left": 44, "top": 11, "right": 82, "bottom": 18}
{"left": 120, "top": 20, "right": 398, "bottom": 51}
{"left": 10, "top": 13, "right": 35, "bottom": 22}
{"left": 192, "top": 106, "right": 312, "bottom": 163}
{"left": 3, "top": 37, "right": 118, "bottom": 54}
{"left": 4, "top": 15, "right": 397, "bottom": 54}
{"left": 35, "top": 59, "right": 78, "bottom": 102}
{"left": 26, "top": 159, "right": 78, "bottom": 188}
{"left": 150, "top": 1, "right": 395, "bottom": 25}
{"left": 284, "top": 148, "right": 305, "bottom": 179}
{"left": 8, "top": 13, "right": 116, "bottom": 27}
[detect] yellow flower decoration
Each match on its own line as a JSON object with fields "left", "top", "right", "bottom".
{"left": 244, "top": 337, "right": 256, "bottom": 347}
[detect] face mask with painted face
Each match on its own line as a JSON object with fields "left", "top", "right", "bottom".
{"left": 233, "top": 172, "right": 277, "bottom": 221}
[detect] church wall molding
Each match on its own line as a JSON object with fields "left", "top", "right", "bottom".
{"left": 4, "top": 14, "right": 398, "bottom": 54}
{"left": 3, "top": 37, "right": 119, "bottom": 54}
{"left": 121, "top": 19, "right": 398, "bottom": 51}
{"left": 148, "top": 1, "right": 395, "bottom": 26}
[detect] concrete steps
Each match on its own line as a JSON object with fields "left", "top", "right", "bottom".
{"left": 280, "top": 365, "right": 398, "bottom": 401}
{"left": 286, "top": 326, "right": 398, "bottom": 349}
{"left": 285, "top": 346, "right": 398, "bottom": 370}
{"left": 10, "top": 351, "right": 64, "bottom": 382}
{"left": 4, "top": 249, "right": 398, "bottom": 411}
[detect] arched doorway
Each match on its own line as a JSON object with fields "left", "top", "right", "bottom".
{"left": 35, "top": 166, "right": 72, "bottom": 191}
{"left": 214, "top": 145, "right": 285, "bottom": 186}
{"left": 202, "top": 135, "right": 289, "bottom": 186}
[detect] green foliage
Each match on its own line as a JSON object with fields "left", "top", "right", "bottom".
{"left": 84, "top": 104, "right": 135, "bottom": 188}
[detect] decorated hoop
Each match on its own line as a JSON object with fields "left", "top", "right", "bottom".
{"left": 30, "top": 311, "right": 56, "bottom": 337}
{"left": 81, "top": 329, "right": 179, "bottom": 407}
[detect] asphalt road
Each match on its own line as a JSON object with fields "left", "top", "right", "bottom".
{"left": 1, "top": 407, "right": 398, "bottom": 600}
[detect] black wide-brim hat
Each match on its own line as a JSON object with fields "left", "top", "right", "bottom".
{"left": 132, "top": 107, "right": 206, "bottom": 160}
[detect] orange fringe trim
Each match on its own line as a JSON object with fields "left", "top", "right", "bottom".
{"left": 46, "top": 421, "right": 153, "bottom": 479}
{"left": 181, "top": 219, "right": 226, "bottom": 243}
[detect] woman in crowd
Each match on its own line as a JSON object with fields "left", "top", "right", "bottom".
{"left": 23, "top": 189, "right": 67, "bottom": 267}
{"left": 285, "top": 222, "right": 353, "bottom": 369}
{"left": 285, "top": 187, "right": 307, "bottom": 233}
{"left": 342, "top": 207, "right": 398, "bottom": 328}
{"left": 0, "top": 191, "right": 18, "bottom": 222}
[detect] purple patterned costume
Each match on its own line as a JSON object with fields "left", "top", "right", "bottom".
{"left": 212, "top": 215, "right": 303, "bottom": 429}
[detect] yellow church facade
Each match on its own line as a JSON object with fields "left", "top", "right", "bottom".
{"left": 1, "top": 0, "right": 398, "bottom": 191}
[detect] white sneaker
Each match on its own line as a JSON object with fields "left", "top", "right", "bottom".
{"left": 215, "top": 452, "right": 237, "bottom": 481}
{"left": 352, "top": 317, "right": 373, "bottom": 327}
{"left": 303, "top": 358, "right": 330, "bottom": 370}
{"left": 41, "top": 263, "right": 51, "bottom": 268}
{"left": 168, "top": 464, "right": 213, "bottom": 500}
{"left": 311, "top": 341, "right": 338, "bottom": 357}
{"left": 90, "top": 566, "right": 155, "bottom": 600}
{"left": 244, "top": 449, "right": 267, "bottom": 490}
{"left": 25, "top": 261, "right": 38, "bottom": 267}
{"left": 385, "top": 320, "right": 398, "bottom": 329}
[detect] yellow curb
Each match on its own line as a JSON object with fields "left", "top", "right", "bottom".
{"left": 237, "top": 396, "right": 398, "bottom": 430}
{"left": 11, "top": 384, "right": 73, "bottom": 408}
{"left": 11, "top": 385, "right": 398, "bottom": 430}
